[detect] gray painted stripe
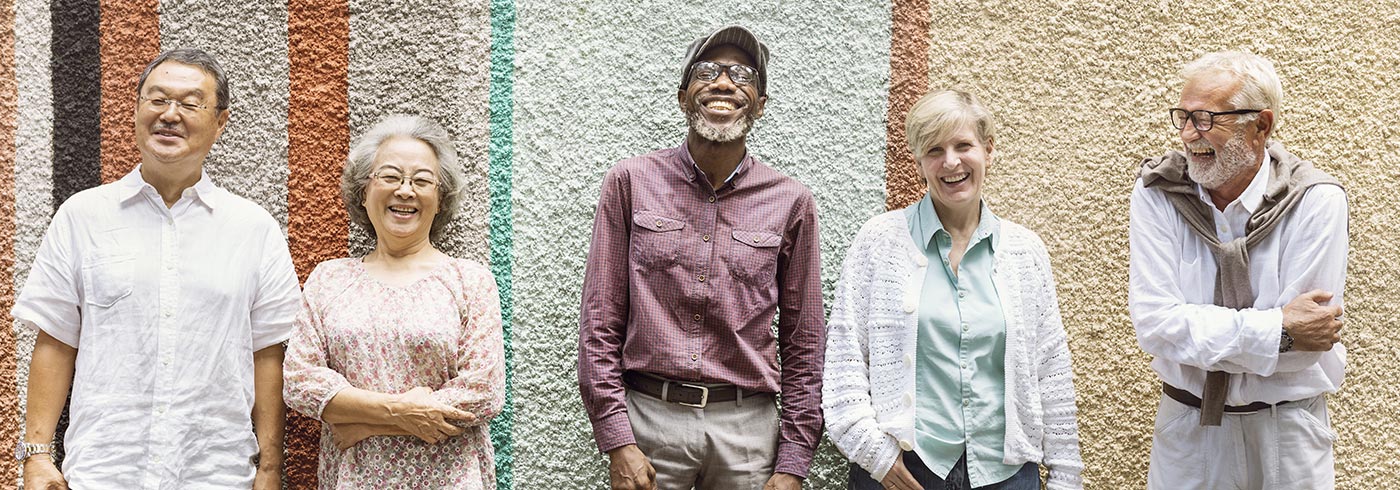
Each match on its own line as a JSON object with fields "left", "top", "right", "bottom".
{"left": 12, "top": 0, "right": 56, "bottom": 438}
{"left": 159, "top": 0, "right": 292, "bottom": 229}
{"left": 346, "top": 0, "right": 494, "bottom": 263}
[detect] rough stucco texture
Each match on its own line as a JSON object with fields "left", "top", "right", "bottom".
{"left": 510, "top": 0, "right": 891, "bottom": 487}
{"left": 917, "top": 1, "right": 1400, "bottom": 488}
{"left": 1, "top": 0, "right": 20, "bottom": 482}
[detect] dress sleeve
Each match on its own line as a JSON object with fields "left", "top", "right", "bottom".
{"left": 282, "top": 263, "right": 354, "bottom": 420}
{"left": 429, "top": 261, "right": 506, "bottom": 426}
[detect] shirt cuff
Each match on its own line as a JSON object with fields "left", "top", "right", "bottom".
{"left": 773, "top": 440, "right": 815, "bottom": 478}
{"left": 591, "top": 411, "right": 636, "bottom": 454}
{"left": 1241, "top": 308, "right": 1285, "bottom": 375}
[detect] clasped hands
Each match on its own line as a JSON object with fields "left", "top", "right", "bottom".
{"left": 331, "top": 386, "right": 476, "bottom": 450}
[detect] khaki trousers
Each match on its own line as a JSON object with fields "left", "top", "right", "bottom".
{"left": 1147, "top": 393, "right": 1336, "bottom": 490}
{"left": 625, "top": 388, "right": 779, "bottom": 489}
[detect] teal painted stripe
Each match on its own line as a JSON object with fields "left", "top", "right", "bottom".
{"left": 486, "top": 0, "right": 516, "bottom": 488}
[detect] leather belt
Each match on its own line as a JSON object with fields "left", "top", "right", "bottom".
{"left": 623, "top": 371, "right": 764, "bottom": 409}
{"left": 1162, "top": 382, "right": 1281, "bottom": 413}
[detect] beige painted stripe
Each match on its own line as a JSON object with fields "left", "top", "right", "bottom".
{"left": 98, "top": 0, "right": 160, "bottom": 183}
{"left": 0, "top": 0, "right": 20, "bottom": 481}
{"left": 884, "top": 0, "right": 931, "bottom": 210}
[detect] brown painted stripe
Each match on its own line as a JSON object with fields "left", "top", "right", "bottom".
{"left": 97, "top": 0, "right": 159, "bottom": 183}
{"left": 884, "top": 0, "right": 932, "bottom": 210}
{"left": 0, "top": 0, "right": 20, "bottom": 481}
{"left": 286, "top": 0, "right": 350, "bottom": 486}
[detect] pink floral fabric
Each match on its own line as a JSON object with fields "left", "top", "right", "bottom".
{"left": 284, "top": 257, "right": 505, "bottom": 489}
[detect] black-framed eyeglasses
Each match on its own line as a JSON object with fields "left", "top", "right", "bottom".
{"left": 138, "top": 96, "right": 212, "bottom": 115}
{"left": 689, "top": 61, "right": 759, "bottom": 86}
{"left": 1169, "top": 108, "right": 1261, "bottom": 132}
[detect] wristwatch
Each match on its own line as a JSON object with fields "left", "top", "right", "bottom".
{"left": 1279, "top": 327, "right": 1295, "bottom": 353}
{"left": 14, "top": 440, "right": 52, "bottom": 462}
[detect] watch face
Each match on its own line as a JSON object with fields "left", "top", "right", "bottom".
{"left": 13, "top": 440, "right": 24, "bottom": 460}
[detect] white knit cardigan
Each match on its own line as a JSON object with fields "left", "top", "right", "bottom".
{"left": 822, "top": 210, "right": 1084, "bottom": 489}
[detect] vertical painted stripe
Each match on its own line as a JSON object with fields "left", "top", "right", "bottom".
{"left": 344, "top": 0, "right": 493, "bottom": 263}
{"left": 486, "top": 0, "right": 516, "bottom": 486}
{"left": 159, "top": 0, "right": 292, "bottom": 228}
{"left": 286, "top": 0, "right": 350, "bottom": 486}
{"left": 0, "top": 0, "right": 20, "bottom": 482}
{"left": 884, "top": 0, "right": 932, "bottom": 210}
{"left": 12, "top": 0, "right": 55, "bottom": 479}
{"left": 98, "top": 0, "right": 159, "bottom": 183}
{"left": 50, "top": 0, "right": 102, "bottom": 209}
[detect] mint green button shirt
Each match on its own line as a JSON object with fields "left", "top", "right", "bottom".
{"left": 904, "top": 194, "right": 1021, "bottom": 486}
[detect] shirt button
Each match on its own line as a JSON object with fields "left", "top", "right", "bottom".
{"left": 691, "top": 354, "right": 699, "bottom": 361}
{"left": 752, "top": 237, "right": 760, "bottom": 243}
{"left": 655, "top": 219, "right": 663, "bottom": 228}
{"left": 963, "top": 399, "right": 970, "bottom": 407}
{"left": 902, "top": 300, "right": 916, "bottom": 314}
{"left": 697, "top": 274, "right": 705, "bottom": 282}
{"left": 702, "top": 234, "right": 711, "bottom": 242}
{"left": 962, "top": 324, "right": 970, "bottom": 332}
{"left": 163, "top": 311, "right": 173, "bottom": 319}
{"left": 693, "top": 314, "right": 702, "bottom": 322}
{"left": 958, "top": 290, "right": 967, "bottom": 299}
{"left": 708, "top": 196, "right": 716, "bottom": 203}
{"left": 961, "top": 362, "right": 968, "bottom": 369}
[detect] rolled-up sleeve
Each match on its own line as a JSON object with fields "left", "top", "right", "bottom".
{"left": 12, "top": 204, "right": 82, "bottom": 347}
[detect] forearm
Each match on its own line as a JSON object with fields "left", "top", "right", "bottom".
{"left": 320, "top": 387, "right": 399, "bottom": 425}
{"left": 251, "top": 344, "right": 286, "bottom": 472}
{"left": 24, "top": 331, "right": 77, "bottom": 444}
{"left": 336, "top": 423, "right": 412, "bottom": 437}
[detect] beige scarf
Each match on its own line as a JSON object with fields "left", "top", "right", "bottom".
{"left": 1140, "top": 141, "right": 1341, "bottom": 426}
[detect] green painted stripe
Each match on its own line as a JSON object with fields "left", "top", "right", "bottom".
{"left": 486, "top": 0, "right": 516, "bottom": 488}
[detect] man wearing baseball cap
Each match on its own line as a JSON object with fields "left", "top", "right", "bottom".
{"left": 578, "top": 25, "right": 825, "bottom": 490}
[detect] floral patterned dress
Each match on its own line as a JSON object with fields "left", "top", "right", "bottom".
{"left": 284, "top": 257, "right": 504, "bottom": 489}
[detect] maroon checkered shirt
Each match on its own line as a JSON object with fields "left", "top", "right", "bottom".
{"left": 577, "top": 142, "right": 825, "bottom": 477}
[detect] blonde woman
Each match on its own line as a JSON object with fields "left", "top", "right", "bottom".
{"left": 822, "top": 89, "right": 1083, "bottom": 489}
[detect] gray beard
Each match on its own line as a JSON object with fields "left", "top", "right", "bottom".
{"left": 1189, "top": 131, "right": 1253, "bottom": 190}
{"left": 686, "top": 107, "right": 754, "bottom": 143}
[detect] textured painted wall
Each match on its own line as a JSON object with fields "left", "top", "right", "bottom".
{"left": 510, "top": 0, "right": 891, "bottom": 487}
{"left": 905, "top": 1, "right": 1400, "bottom": 488}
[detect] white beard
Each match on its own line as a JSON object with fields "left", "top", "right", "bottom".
{"left": 1188, "top": 130, "right": 1254, "bottom": 190}
{"left": 686, "top": 106, "right": 755, "bottom": 143}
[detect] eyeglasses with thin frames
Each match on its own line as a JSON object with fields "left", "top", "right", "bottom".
{"left": 1169, "top": 108, "right": 1261, "bottom": 132}
{"left": 370, "top": 169, "right": 439, "bottom": 193}
{"left": 689, "top": 61, "right": 759, "bottom": 87}
{"left": 138, "top": 96, "right": 215, "bottom": 116}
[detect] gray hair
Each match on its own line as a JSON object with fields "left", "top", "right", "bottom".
{"left": 341, "top": 115, "right": 465, "bottom": 243}
{"left": 1181, "top": 51, "right": 1283, "bottom": 129}
{"left": 137, "top": 48, "right": 230, "bottom": 110}
{"left": 905, "top": 88, "right": 995, "bottom": 158}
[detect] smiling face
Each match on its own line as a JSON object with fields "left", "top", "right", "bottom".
{"left": 363, "top": 136, "right": 442, "bottom": 245}
{"left": 134, "top": 61, "right": 229, "bottom": 172}
{"left": 917, "top": 124, "right": 992, "bottom": 214}
{"left": 1178, "top": 73, "right": 1270, "bottom": 190}
{"left": 678, "top": 44, "right": 767, "bottom": 143}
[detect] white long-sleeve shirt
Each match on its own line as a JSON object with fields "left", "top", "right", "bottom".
{"left": 1129, "top": 152, "right": 1348, "bottom": 406}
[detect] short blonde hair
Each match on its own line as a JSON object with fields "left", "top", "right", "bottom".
{"left": 905, "top": 88, "right": 995, "bottom": 158}
{"left": 1180, "top": 51, "right": 1283, "bottom": 129}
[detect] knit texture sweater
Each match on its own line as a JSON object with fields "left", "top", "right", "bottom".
{"left": 822, "top": 210, "right": 1084, "bottom": 489}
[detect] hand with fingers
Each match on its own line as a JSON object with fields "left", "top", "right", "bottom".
{"left": 880, "top": 453, "right": 922, "bottom": 490}
{"left": 607, "top": 444, "right": 657, "bottom": 490}
{"left": 763, "top": 472, "right": 802, "bottom": 489}
{"left": 387, "top": 386, "right": 477, "bottom": 444}
{"left": 22, "top": 456, "right": 68, "bottom": 490}
{"left": 1283, "top": 290, "right": 1344, "bottom": 351}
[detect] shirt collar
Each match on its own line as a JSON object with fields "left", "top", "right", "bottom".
{"left": 904, "top": 193, "right": 1001, "bottom": 253}
{"left": 116, "top": 165, "right": 221, "bottom": 210}
{"left": 677, "top": 140, "right": 748, "bottom": 188}
{"left": 1196, "top": 151, "right": 1271, "bottom": 214}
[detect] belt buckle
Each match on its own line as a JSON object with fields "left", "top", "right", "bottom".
{"left": 676, "top": 383, "right": 709, "bottom": 408}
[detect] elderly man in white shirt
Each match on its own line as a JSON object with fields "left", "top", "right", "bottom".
{"left": 1130, "top": 51, "right": 1347, "bottom": 490}
{"left": 12, "top": 48, "right": 300, "bottom": 489}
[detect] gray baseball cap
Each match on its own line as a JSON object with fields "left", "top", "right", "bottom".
{"left": 679, "top": 25, "right": 769, "bottom": 96}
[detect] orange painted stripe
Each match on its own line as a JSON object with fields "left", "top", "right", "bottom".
{"left": 286, "top": 0, "right": 350, "bottom": 486}
{"left": 0, "top": 0, "right": 20, "bottom": 481}
{"left": 885, "top": 0, "right": 932, "bottom": 210}
{"left": 98, "top": 0, "right": 160, "bottom": 183}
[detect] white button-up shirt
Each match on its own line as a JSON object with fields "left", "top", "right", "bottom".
{"left": 1129, "top": 153, "right": 1348, "bottom": 405}
{"left": 13, "top": 167, "right": 300, "bottom": 489}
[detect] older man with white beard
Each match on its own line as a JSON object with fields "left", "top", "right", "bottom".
{"left": 1130, "top": 51, "right": 1348, "bottom": 489}
{"left": 577, "top": 25, "right": 825, "bottom": 490}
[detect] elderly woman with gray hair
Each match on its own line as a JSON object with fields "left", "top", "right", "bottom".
{"left": 822, "top": 89, "right": 1083, "bottom": 489}
{"left": 284, "top": 115, "right": 504, "bottom": 488}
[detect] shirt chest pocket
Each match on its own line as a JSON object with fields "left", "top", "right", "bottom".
{"left": 631, "top": 212, "right": 685, "bottom": 272}
{"left": 82, "top": 254, "right": 135, "bottom": 310}
{"left": 726, "top": 230, "right": 782, "bottom": 286}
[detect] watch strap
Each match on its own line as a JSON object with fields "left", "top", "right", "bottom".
{"left": 1279, "top": 328, "right": 1295, "bottom": 353}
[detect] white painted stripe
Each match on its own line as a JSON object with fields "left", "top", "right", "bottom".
{"left": 159, "top": 0, "right": 293, "bottom": 231}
